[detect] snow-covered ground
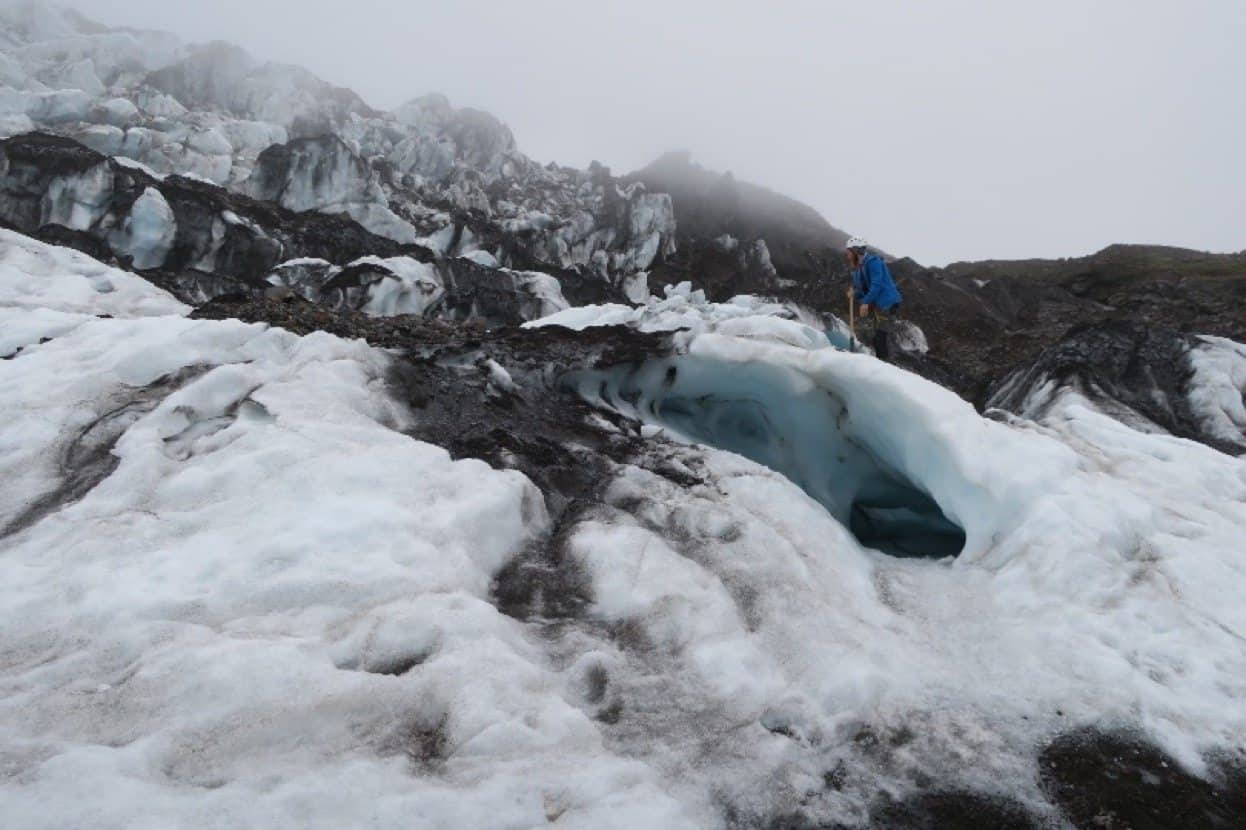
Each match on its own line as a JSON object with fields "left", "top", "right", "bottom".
{"left": 0, "top": 227, "right": 186, "bottom": 321}
{"left": 0, "top": 231, "right": 691, "bottom": 827}
{"left": 3, "top": 231, "right": 1246, "bottom": 827}
{"left": 530, "top": 295, "right": 1246, "bottom": 818}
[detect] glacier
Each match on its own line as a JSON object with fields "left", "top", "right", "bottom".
{"left": 1, "top": 1, "right": 1245, "bottom": 825}
{"left": 3, "top": 229, "right": 1246, "bottom": 827}
{"left": 0, "top": 2, "right": 679, "bottom": 288}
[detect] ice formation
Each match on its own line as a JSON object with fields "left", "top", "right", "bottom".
{"left": 1187, "top": 335, "right": 1246, "bottom": 453}
{"left": 3, "top": 230, "right": 1246, "bottom": 827}
{"left": 567, "top": 350, "right": 967, "bottom": 558}
{"left": 528, "top": 280, "right": 822, "bottom": 341}
{"left": 266, "top": 253, "right": 569, "bottom": 323}
{"left": 0, "top": 2, "right": 677, "bottom": 280}
{"left": 107, "top": 186, "right": 176, "bottom": 269}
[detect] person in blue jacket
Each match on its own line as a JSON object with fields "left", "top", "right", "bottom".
{"left": 844, "top": 236, "right": 903, "bottom": 359}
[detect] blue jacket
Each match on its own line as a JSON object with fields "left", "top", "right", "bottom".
{"left": 852, "top": 253, "right": 902, "bottom": 311}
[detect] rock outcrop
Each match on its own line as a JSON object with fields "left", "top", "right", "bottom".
{"left": 985, "top": 321, "right": 1244, "bottom": 453}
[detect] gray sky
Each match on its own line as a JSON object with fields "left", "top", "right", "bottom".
{"left": 67, "top": 0, "right": 1245, "bottom": 265}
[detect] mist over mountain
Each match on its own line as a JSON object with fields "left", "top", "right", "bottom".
{"left": 45, "top": 0, "right": 1246, "bottom": 265}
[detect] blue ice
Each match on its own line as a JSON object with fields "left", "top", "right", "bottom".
{"left": 566, "top": 355, "right": 965, "bottom": 558}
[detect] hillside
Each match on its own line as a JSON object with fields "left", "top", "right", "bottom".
{"left": 627, "top": 150, "right": 852, "bottom": 294}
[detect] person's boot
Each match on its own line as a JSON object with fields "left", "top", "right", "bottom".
{"left": 874, "top": 323, "right": 892, "bottom": 362}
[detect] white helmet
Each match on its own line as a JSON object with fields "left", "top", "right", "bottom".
{"left": 846, "top": 236, "right": 869, "bottom": 250}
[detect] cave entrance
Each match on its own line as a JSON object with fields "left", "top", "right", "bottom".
{"left": 571, "top": 357, "right": 966, "bottom": 559}
{"left": 848, "top": 493, "right": 966, "bottom": 558}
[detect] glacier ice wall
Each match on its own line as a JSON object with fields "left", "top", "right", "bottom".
{"left": 1186, "top": 335, "right": 1246, "bottom": 453}
{"left": 107, "top": 186, "right": 175, "bottom": 269}
{"left": 0, "top": 3, "right": 679, "bottom": 284}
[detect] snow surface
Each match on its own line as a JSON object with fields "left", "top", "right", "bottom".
{"left": 0, "top": 231, "right": 695, "bottom": 828}
{"left": 4, "top": 233, "right": 1246, "bottom": 826}
{"left": 527, "top": 280, "right": 826, "bottom": 348}
{"left": 549, "top": 297, "right": 1246, "bottom": 789}
{"left": 0, "top": 228, "right": 186, "bottom": 318}
{"left": 530, "top": 283, "right": 933, "bottom": 362}
{"left": 111, "top": 154, "right": 166, "bottom": 180}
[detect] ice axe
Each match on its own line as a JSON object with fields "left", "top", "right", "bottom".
{"left": 846, "top": 285, "right": 858, "bottom": 352}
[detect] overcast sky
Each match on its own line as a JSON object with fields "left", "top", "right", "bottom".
{"left": 66, "top": 0, "right": 1245, "bottom": 265}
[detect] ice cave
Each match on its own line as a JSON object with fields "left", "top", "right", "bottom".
{"left": 565, "top": 354, "right": 967, "bottom": 558}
